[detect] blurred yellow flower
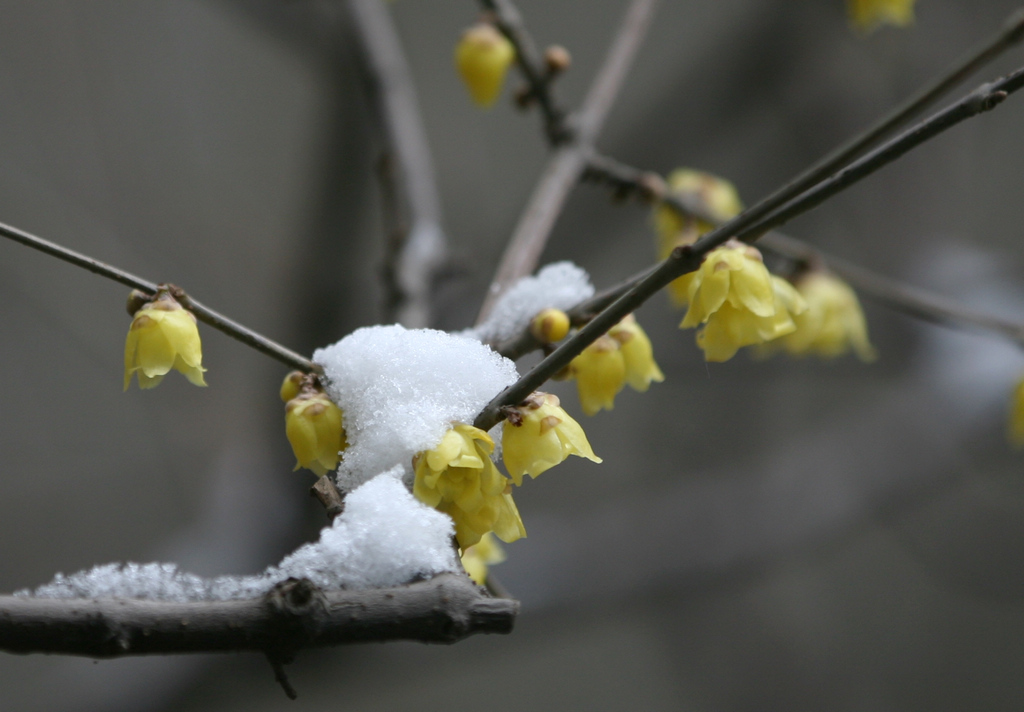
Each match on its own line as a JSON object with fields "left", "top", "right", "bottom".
{"left": 569, "top": 335, "right": 626, "bottom": 415}
{"left": 847, "top": 0, "right": 916, "bottom": 31}
{"left": 502, "top": 392, "right": 601, "bottom": 485}
{"left": 455, "top": 24, "right": 515, "bottom": 108}
{"left": 530, "top": 308, "right": 571, "bottom": 344}
{"left": 1009, "top": 377, "right": 1024, "bottom": 447}
{"left": 124, "top": 294, "right": 206, "bottom": 390}
{"left": 608, "top": 315, "right": 664, "bottom": 392}
{"left": 654, "top": 169, "right": 743, "bottom": 306}
{"left": 460, "top": 532, "right": 506, "bottom": 585}
{"left": 285, "top": 392, "right": 347, "bottom": 477}
{"left": 414, "top": 423, "right": 526, "bottom": 550}
{"left": 776, "top": 272, "right": 876, "bottom": 361}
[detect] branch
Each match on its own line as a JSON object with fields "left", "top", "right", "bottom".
{"left": 348, "top": 0, "right": 448, "bottom": 329}
{"left": 475, "top": 0, "right": 659, "bottom": 322}
{"left": 474, "top": 65, "right": 1024, "bottom": 431}
{"left": 0, "top": 574, "right": 516, "bottom": 658}
{"left": 0, "top": 219, "right": 318, "bottom": 373}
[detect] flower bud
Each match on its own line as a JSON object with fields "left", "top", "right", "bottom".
{"left": 569, "top": 335, "right": 626, "bottom": 416}
{"left": 285, "top": 392, "right": 347, "bottom": 477}
{"left": 608, "top": 315, "right": 664, "bottom": 392}
{"left": 529, "top": 308, "right": 571, "bottom": 343}
{"left": 544, "top": 45, "right": 571, "bottom": 74}
{"left": 280, "top": 371, "right": 305, "bottom": 403}
{"left": 455, "top": 24, "right": 516, "bottom": 108}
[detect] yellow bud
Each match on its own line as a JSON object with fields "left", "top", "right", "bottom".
{"left": 124, "top": 293, "right": 207, "bottom": 390}
{"left": 285, "top": 393, "right": 347, "bottom": 477}
{"left": 455, "top": 24, "right": 516, "bottom": 108}
{"left": 280, "top": 371, "right": 305, "bottom": 403}
{"left": 529, "top": 308, "right": 571, "bottom": 343}
{"left": 608, "top": 315, "right": 664, "bottom": 392}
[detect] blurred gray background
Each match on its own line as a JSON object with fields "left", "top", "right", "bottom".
{"left": 2, "top": 1, "right": 1024, "bottom": 710}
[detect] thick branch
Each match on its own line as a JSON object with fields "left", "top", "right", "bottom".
{"left": 474, "top": 65, "right": 1024, "bottom": 430}
{"left": 348, "top": 0, "right": 448, "bottom": 329}
{"left": 0, "top": 219, "right": 318, "bottom": 373}
{"left": 476, "top": 0, "right": 659, "bottom": 322}
{"left": 0, "top": 574, "right": 516, "bottom": 658}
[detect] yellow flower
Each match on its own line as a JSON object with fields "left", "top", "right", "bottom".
{"left": 414, "top": 423, "right": 526, "bottom": 550}
{"left": 530, "top": 308, "right": 571, "bottom": 344}
{"left": 1008, "top": 376, "right": 1024, "bottom": 448}
{"left": 285, "top": 392, "right": 347, "bottom": 477}
{"left": 455, "top": 24, "right": 515, "bottom": 108}
{"left": 678, "top": 243, "right": 807, "bottom": 362}
{"left": 608, "top": 315, "right": 664, "bottom": 392}
{"left": 653, "top": 169, "right": 743, "bottom": 306}
{"left": 848, "top": 0, "right": 915, "bottom": 31}
{"left": 460, "top": 532, "right": 506, "bottom": 585}
{"left": 502, "top": 392, "right": 601, "bottom": 485}
{"left": 776, "top": 272, "right": 876, "bottom": 361}
{"left": 569, "top": 335, "right": 626, "bottom": 415}
{"left": 124, "top": 294, "right": 206, "bottom": 390}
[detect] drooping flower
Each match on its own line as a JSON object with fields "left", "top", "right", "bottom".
{"left": 455, "top": 24, "right": 516, "bottom": 108}
{"left": 124, "top": 292, "right": 207, "bottom": 390}
{"left": 569, "top": 335, "right": 626, "bottom": 415}
{"left": 608, "top": 315, "right": 664, "bottom": 392}
{"left": 775, "top": 271, "right": 876, "bottom": 361}
{"left": 413, "top": 423, "right": 525, "bottom": 550}
{"left": 502, "top": 392, "right": 601, "bottom": 485}
{"left": 847, "top": 0, "right": 916, "bottom": 31}
{"left": 460, "top": 532, "right": 506, "bottom": 586}
{"left": 678, "top": 241, "right": 806, "bottom": 362}
{"left": 285, "top": 391, "right": 347, "bottom": 477}
{"left": 530, "top": 308, "right": 571, "bottom": 344}
{"left": 653, "top": 169, "right": 743, "bottom": 306}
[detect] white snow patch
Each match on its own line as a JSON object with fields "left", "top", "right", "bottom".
{"left": 22, "top": 471, "right": 458, "bottom": 601}
{"left": 470, "top": 262, "right": 594, "bottom": 344}
{"left": 314, "top": 324, "right": 518, "bottom": 491}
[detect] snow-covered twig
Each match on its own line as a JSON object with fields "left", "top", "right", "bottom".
{"left": 0, "top": 574, "right": 515, "bottom": 658}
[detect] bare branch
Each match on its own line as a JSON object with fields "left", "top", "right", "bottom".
{"left": 0, "top": 219, "right": 318, "bottom": 373}
{"left": 476, "top": 0, "right": 660, "bottom": 323}
{"left": 0, "top": 574, "right": 516, "bottom": 658}
{"left": 474, "top": 65, "right": 1024, "bottom": 430}
{"left": 348, "top": 0, "right": 448, "bottom": 329}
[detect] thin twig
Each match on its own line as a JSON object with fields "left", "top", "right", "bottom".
{"left": 348, "top": 0, "right": 448, "bottom": 329}
{"left": 0, "top": 219, "right": 318, "bottom": 373}
{"left": 477, "top": 0, "right": 569, "bottom": 144}
{"left": 0, "top": 574, "right": 516, "bottom": 658}
{"left": 474, "top": 65, "right": 1024, "bottom": 430}
{"left": 475, "top": 0, "right": 660, "bottom": 323}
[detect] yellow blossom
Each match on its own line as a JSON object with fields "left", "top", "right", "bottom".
{"left": 653, "top": 169, "right": 743, "bottom": 306}
{"left": 608, "top": 315, "right": 664, "bottom": 392}
{"left": 776, "top": 272, "right": 876, "bottom": 361}
{"left": 124, "top": 294, "right": 206, "bottom": 390}
{"left": 460, "top": 532, "right": 506, "bottom": 585}
{"left": 530, "top": 308, "right": 571, "bottom": 344}
{"left": 569, "top": 335, "right": 626, "bottom": 415}
{"left": 1009, "top": 377, "right": 1024, "bottom": 447}
{"left": 848, "top": 0, "right": 916, "bottom": 31}
{"left": 502, "top": 392, "right": 601, "bottom": 485}
{"left": 285, "top": 392, "right": 347, "bottom": 477}
{"left": 414, "top": 423, "right": 526, "bottom": 550}
{"left": 678, "top": 243, "right": 807, "bottom": 362}
{"left": 455, "top": 24, "right": 515, "bottom": 108}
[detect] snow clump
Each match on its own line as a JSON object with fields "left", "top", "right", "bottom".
{"left": 314, "top": 324, "right": 518, "bottom": 491}
{"left": 470, "top": 261, "right": 594, "bottom": 344}
{"left": 23, "top": 471, "right": 458, "bottom": 601}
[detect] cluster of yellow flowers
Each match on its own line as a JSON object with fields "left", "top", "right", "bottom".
{"left": 413, "top": 392, "right": 599, "bottom": 554}
{"left": 655, "top": 168, "right": 876, "bottom": 364}
{"left": 847, "top": 0, "right": 916, "bottom": 32}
